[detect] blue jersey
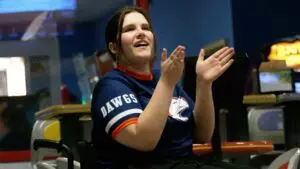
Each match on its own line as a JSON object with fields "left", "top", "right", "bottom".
{"left": 91, "top": 66, "right": 196, "bottom": 169}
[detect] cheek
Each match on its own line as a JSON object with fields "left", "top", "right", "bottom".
{"left": 121, "top": 34, "right": 132, "bottom": 46}
{"left": 147, "top": 32, "right": 154, "bottom": 43}
{"left": 120, "top": 35, "right": 133, "bottom": 55}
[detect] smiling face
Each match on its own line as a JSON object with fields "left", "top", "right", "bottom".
{"left": 119, "top": 12, "right": 154, "bottom": 68}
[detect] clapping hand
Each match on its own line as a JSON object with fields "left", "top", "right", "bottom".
{"left": 195, "top": 47, "right": 235, "bottom": 84}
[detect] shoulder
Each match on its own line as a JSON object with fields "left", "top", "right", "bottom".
{"left": 101, "top": 69, "right": 130, "bottom": 84}
{"left": 91, "top": 70, "right": 137, "bottom": 110}
{"left": 94, "top": 69, "right": 133, "bottom": 92}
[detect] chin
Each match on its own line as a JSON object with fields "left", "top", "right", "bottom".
{"left": 135, "top": 52, "right": 153, "bottom": 60}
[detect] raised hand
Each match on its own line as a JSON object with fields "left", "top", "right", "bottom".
{"left": 195, "top": 47, "right": 234, "bottom": 84}
{"left": 160, "top": 45, "right": 185, "bottom": 87}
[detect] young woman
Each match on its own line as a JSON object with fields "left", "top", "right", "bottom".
{"left": 91, "top": 6, "right": 255, "bottom": 169}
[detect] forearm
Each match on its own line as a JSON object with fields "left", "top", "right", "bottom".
{"left": 135, "top": 78, "right": 174, "bottom": 148}
{"left": 193, "top": 80, "right": 215, "bottom": 143}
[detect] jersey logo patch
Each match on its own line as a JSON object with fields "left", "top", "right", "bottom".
{"left": 168, "top": 97, "right": 189, "bottom": 122}
{"left": 100, "top": 94, "right": 138, "bottom": 118}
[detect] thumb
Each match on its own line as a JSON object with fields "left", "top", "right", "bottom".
{"left": 198, "top": 48, "right": 205, "bottom": 61}
{"left": 161, "top": 48, "right": 167, "bottom": 62}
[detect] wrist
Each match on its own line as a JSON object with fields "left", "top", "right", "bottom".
{"left": 196, "top": 77, "right": 212, "bottom": 89}
{"left": 158, "top": 77, "right": 176, "bottom": 90}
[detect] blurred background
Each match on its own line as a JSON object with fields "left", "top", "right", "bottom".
{"left": 2, "top": 0, "right": 300, "bottom": 104}
{"left": 1, "top": 0, "right": 300, "bottom": 167}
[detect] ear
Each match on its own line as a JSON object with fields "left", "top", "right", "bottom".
{"left": 108, "top": 42, "right": 118, "bottom": 54}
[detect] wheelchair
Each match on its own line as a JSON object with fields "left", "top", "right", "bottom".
{"left": 31, "top": 139, "right": 80, "bottom": 169}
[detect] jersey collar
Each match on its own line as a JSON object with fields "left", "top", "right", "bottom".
{"left": 116, "top": 65, "right": 153, "bottom": 81}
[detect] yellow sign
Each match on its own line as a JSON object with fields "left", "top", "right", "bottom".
{"left": 268, "top": 41, "right": 300, "bottom": 68}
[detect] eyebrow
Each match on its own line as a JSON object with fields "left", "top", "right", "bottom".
{"left": 123, "top": 23, "right": 150, "bottom": 28}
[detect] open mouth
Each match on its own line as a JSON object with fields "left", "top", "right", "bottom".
{"left": 134, "top": 41, "right": 149, "bottom": 48}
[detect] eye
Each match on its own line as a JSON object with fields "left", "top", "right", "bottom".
{"left": 123, "top": 25, "right": 135, "bottom": 32}
{"left": 142, "top": 25, "right": 151, "bottom": 31}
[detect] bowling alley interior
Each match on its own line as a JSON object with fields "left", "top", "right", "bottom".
{"left": 2, "top": 0, "right": 300, "bottom": 169}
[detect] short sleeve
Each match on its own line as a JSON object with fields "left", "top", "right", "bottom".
{"left": 92, "top": 79, "right": 142, "bottom": 139}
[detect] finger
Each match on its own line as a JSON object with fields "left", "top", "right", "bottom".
{"left": 198, "top": 48, "right": 205, "bottom": 61}
{"left": 174, "top": 52, "right": 185, "bottom": 67}
{"left": 177, "top": 46, "right": 185, "bottom": 61}
{"left": 170, "top": 54, "right": 176, "bottom": 61}
{"left": 176, "top": 49, "right": 185, "bottom": 62}
{"left": 173, "top": 55, "right": 184, "bottom": 64}
{"left": 172, "top": 57, "right": 184, "bottom": 69}
{"left": 170, "top": 46, "right": 181, "bottom": 58}
{"left": 220, "top": 59, "right": 234, "bottom": 73}
{"left": 177, "top": 45, "right": 185, "bottom": 51}
{"left": 180, "top": 50, "right": 185, "bottom": 62}
{"left": 218, "top": 48, "right": 234, "bottom": 61}
{"left": 161, "top": 48, "right": 167, "bottom": 62}
{"left": 220, "top": 52, "right": 234, "bottom": 66}
{"left": 211, "top": 47, "right": 230, "bottom": 59}
{"left": 171, "top": 45, "right": 185, "bottom": 59}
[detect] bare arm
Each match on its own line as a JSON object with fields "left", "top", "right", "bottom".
{"left": 115, "top": 79, "right": 174, "bottom": 151}
{"left": 193, "top": 47, "right": 234, "bottom": 143}
{"left": 193, "top": 81, "right": 215, "bottom": 143}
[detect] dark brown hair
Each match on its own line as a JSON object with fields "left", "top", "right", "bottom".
{"left": 105, "top": 6, "right": 156, "bottom": 63}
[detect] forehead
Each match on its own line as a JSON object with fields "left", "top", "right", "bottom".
{"left": 122, "top": 12, "right": 149, "bottom": 27}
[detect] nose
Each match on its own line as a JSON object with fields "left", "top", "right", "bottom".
{"left": 136, "top": 27, "right": 145, "bottom": 38}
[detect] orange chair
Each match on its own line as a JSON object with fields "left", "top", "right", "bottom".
{"left": 0, "top": 141, "right": 275, "bottom": 162}
{"left": 192, "top": 141, "right": 274, "bottom": 155}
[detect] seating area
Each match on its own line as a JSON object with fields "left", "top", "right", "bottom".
{"left": 21, "top": 98, "right": 300, "bottom": 169}
{"left": 2, "top": 57, "right": 300, "bottom": 169}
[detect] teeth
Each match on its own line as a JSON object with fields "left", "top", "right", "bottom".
{"left": 135, "top": 41, "right": 148, "bottom": 47}
{"left": 136, "top": 44, "right": 148, "bottom": 47}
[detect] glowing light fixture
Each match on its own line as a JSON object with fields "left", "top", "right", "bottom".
{"left": 268, "top": 41, "right": 300, "bottom": 68}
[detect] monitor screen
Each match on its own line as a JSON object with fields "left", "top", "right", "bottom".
{"left": 295, "top": 82, "right": 300, "bottom": 93}
{"left": 0, "top": 0, "right": 76, "bottom": 14}
{"left": 258, "top": 70, "right": 293, "bottom": 93}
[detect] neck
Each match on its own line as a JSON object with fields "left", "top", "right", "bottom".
{"left": 118, "top": 62, "right": 151, "bottom": 75}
